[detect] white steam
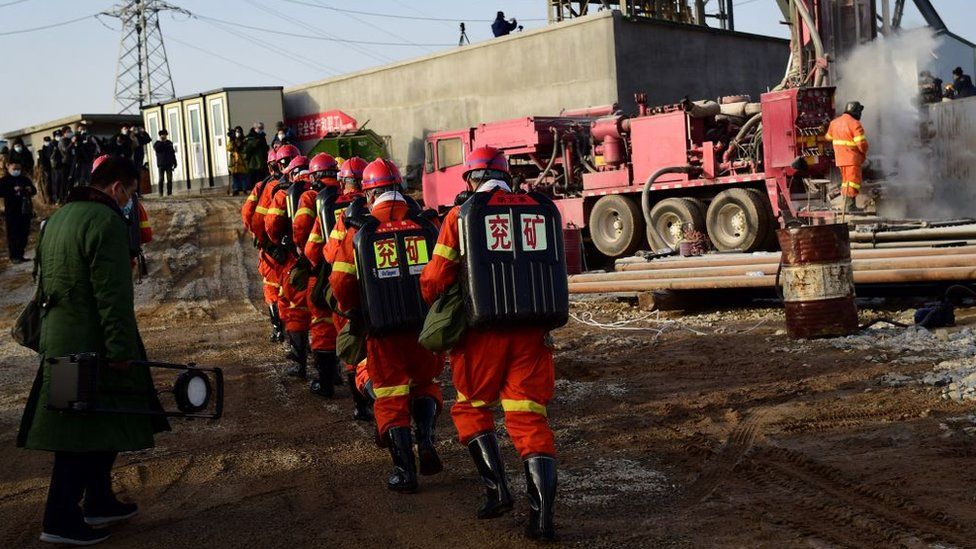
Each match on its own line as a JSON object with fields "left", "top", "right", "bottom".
{"left": 834, "top": 28, "right": 961, "bottom": 219}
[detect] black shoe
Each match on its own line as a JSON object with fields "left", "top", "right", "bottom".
{"left": 348, "top": 373, "right": 374, "bottom": 421}
{"left": 524, "top": 455, "right": 557, "bottom": 542}
{"left": 412, "top": 397, "right": 443, "bottom": 476}
{"left": 386, "top": 427, "right": 418, "bottom": 493}
{"left": 284, "top": 331, "right": 308, "bottom": 378}
{"left": 467, "top": 432, "right": 514, "bottom": 519}
{"left": 309, "top": 351, "right": 337, "bottom": 397}
{"left": 40, "top": 521, "right": 111, "bottom": 546}
{"left": 269, "top": 304, "right": 285, "bottom": 342}
{"left": 83, "top": 501, "right": 138, "bottom": 527}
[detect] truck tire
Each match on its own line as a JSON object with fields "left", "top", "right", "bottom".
{"left": 588, "top": 194, "right": 646, "bottom": 258}
{"left": 705, "top": 188, "right": 771, "bottom": 252}
{"left": 647, "top": 198, "right": 705, "bottom": 250}
{"left": 746, "top": 188, "right": 780, "bottom": 251}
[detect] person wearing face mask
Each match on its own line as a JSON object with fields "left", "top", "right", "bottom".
{"left": 271, "top": 121, "right": 295, "bottom": 149}
{"left": 0, "top": 160, "right": 37, "bottom": 262}
{"left": 56, "top": 128, "right": 74, "bottom": 202}
{"left": 39, "top": 136, "right": 55, "bottom": 204}
{"left": 8, "top": 138, "right": 35, "bottom": 175}
{"left": 227, "top": 126, "right": 248, "bottom": 196}
{"left": 111, "top": 126, "right": 134, "bottom": 163}
{"left": 132, "top": 127, "right": 151, "bottom": 168}
{"left": 244, "top": 123, "right": 270, "bottom": 189}
{"left": 69, "top": 125, "right": 101, "bottom": 187}
{"left": 17, "top": 155, "right": 170, "bottom": 546}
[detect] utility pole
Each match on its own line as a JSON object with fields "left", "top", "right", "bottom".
{"left": 102, "top": 0, "right": 187, "bottom": 114}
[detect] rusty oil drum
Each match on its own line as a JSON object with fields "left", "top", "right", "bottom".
{"left": 777, "top": 224, "right": 859, "bottom": 339}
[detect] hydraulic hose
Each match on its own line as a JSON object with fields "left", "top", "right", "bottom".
{"left": 793, "top": 0, "right": 826, "bottom": 87}
{"left": 533, "top": 127, "right": 560, "bottom": 188}
{"left": 723, "top": 113, "right": 763, "bottom": 162}
{"left": 641, "top": 165, "right": 694, "bottom": 249}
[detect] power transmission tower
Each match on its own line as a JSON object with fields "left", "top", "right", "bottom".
{"left": 102, "top": 0, "right": 188, "bottom": 114}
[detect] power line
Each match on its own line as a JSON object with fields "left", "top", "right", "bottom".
{"left": 0, "top": 13, "right": 95, "bottom": 36}
{"left": 0, "top": 0, "right": 32, "bottom": 7}
{"left": 281, "top": 0, "right": 546, "bottom": 23}
{"left": 166, "top": 34, "right": 294, "bottom": 84}
{"left": 199, "top": 17, "right": 341, "bottom": 76}
{"left": 292, "top": 0, "right": 433, "bottom": 53}
{"left": 193, "top": 12, "right": 454, "bottom": 47}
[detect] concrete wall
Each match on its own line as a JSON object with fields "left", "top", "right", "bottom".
{"left": 284, "top": 11, "right": 791, "bottom": 183}
{"left": 284, "top": 11, "right": 618, "bottom": 182}
{"left": 922, "top": 97, "right": 976, "bottom": 218}
{"left": 612, "top": 18, "right": 789, "bottom": 112}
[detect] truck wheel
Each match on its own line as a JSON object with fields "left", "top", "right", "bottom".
{"left": 705, "top": 188, "right": 771, "bottom": 252}
{"left": 746, "top": 188, "right": 780, "bottom": 251}
{"left": 588, "top": 195, "right": 646, "bottom": 258}
{"left": 647, "top": 198, "right": 705, "bottom": 250}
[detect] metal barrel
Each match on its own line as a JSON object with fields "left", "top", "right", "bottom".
{"left": 564, "top": 226, "right": 583, "bottom": 275}
{"left": 777, "top": 224, "right": 859, "bottom": 339}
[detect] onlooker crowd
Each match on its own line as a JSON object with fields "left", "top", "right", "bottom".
{"left": 919, "top": 66, "right": 976, "bottom": 104}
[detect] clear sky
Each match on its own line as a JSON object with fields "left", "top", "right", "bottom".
{"left": 0, "top": 0, "right": 972, "bottom": 132}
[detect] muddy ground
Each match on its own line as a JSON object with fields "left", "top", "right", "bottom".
{"left": 2, "top": 196, "right": 976, "bottom": 548}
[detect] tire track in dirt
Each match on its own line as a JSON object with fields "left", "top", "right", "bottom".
{"left": 682, "top": 409, "right": 769, "bottom": 503}
{"left": 768, "top": 402, "right": 945, "bottom": 435}
{"left": 741, "top": 446, "right": 969, "bottom": 548}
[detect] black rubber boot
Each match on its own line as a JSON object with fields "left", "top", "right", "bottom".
{"left": 466, "top": 432, "right": 514, "bottom": 519}
{"left": 284, "top": 331, "right": 308, "bottom": 379}
{"left": 309, "top": 351, "right": 337, "bottom": 397}
{"left": 844, "top": 196, "right": 864, "bottom": 214}
{"left": 524, "top": 455, "right": 557, "bottom": 542}
{"left": 348, "top": 373, "right": 374, "bottom": 421}
{"left": 333, "top": 362, "right": 344, "bottom": 386}
{"left": 269, "top": 303, "right": 284, "bottom": 343}
{"left": 386, "top": 427, "right": 419, "bottom": 493}
{"left": 412, "top": 397, "right": 443, "bottom": 476}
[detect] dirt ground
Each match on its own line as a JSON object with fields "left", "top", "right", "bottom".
{"left": 2, "top": 196, "right": 976, "bottom": 548}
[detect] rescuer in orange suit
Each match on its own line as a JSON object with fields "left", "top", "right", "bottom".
{"left": 246, "top": 145, "right": 299, "bottom": 342}
{"left": 826, "top": 101, "right": 869, "bottom": 214}
{"left": 420, "top": 146, "right": 558, "bottom": 541}
{"left": 241, "top": 149, "right": 278, "bottom": 233}
{"left": 305, "top": 156, "right": 373, "bottom": 416}
{"left": 329, "top": 158, "right": 443, "bottom": 493}
{"left": 294, "top": 152, "right": 343, "bottom": 397}
{"left": 266, "top": 154, "right": 313, "bottom": 378}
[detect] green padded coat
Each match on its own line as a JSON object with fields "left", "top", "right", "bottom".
{"left": 17, "top": 186, "right": 170, "bottom": 452}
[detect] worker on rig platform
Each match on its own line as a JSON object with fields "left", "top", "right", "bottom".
{"left": 420, "top": 146, "right": 562, "bottom": 542}
{"left": 826, "top": 101, "right": 869, "bottom": 214}
{"left": 329, "top": 158, "right": 444, "bottom": 493}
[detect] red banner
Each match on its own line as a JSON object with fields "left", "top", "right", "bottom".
{"left": 286, "top": 110, "right": 358, "bottom": 141}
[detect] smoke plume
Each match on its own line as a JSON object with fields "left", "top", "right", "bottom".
{"left": 834, "top": 28, "right": 970, "bottom": 219}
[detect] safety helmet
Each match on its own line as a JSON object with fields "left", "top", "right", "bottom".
{"left": 361, "top": 158, "right": 402, "bottom": 191}
{"left": 338, "top": 157, "right": 368, "bottom": 180}
{"left": 462, "top": 146, "right": 510, "bottom": 182}
{"left": 275, "top": 144, "right": 301, "bottom": 163}
{"left": 283, "top": 155, "right": 309, "bottom": 175}
{"left": 309, "top": 152, "right": 338, "bottom": 174}
{"left": 844, "top": 101, "right": 864, "bottom": 119}
{"left": 91, "top": 154, "right": 111, "bottom": 174}
{"left": 266, "top": 150, "right": 277, "bottom": 164}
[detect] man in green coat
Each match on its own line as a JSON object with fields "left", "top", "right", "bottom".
{"left": 17, "top": 156, "right": 170, "bottom": 546}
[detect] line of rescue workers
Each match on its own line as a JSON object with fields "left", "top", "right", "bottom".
{"left": 240, "top": 144, "right": 571, "bottom": 542}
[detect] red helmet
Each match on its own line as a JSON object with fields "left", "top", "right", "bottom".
{"left": 266, "top": 150, "right": 277, "bottom": 164}
{"left": 338, "top": 157, "right": 368, "bottom": 180}
{"left": 462, "top": 146, "right": 509, "bottom": 180}
{"left": 275, "top": 144, "right": 301, "bottom": 163}
{"left": 361, "top": 158, "right": 402, "bottom": 191}
{"left": 309, "top": 152, "right": 338, "bottom": 174}
{"left": 91, "top": 154, "right": 112, "bottom": 174}
{"left": 283, "top": 155, "right": 309, "bottom": 175}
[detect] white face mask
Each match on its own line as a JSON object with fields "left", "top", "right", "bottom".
{"left": 9, "top": 169, "right": 21, "bottom": 177}
{"left": 121, "top": 129, "right": 129, "bottom": 135}
{"left": 13, "top": 145, "right": 22, "bottom": 152}
{"left": 277, "top": 132, "right": 285, "bottom": 140}
{"left": 65, "top": 132, "right": 74, "bottom": 139}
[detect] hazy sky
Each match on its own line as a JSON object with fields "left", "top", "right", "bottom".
{"left": 1, "top": 0, "right": 972, "bottom": 132}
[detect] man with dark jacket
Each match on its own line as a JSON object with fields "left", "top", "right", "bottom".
{"left": 9, "top": 138, "right": 35, "bottom": 174}
{"left": 492, "top": 11, "right": 518, "bottom": 37}
{"left": 132, "top": 127, "right": 151, "bottom": 168}
{"left": 55, "top": 129, "right": 73, "bottom": 203}
{"left": 243, "top": 125, "right": 270, "bottom": 188}
{"left": 69, "top": 126, "right": 100, "bottom": 187}
{"left": 952, "top": 67, "right": 976, "bottom": 99}
{"left": 0, "top": 160, "right": 37, "bottom": 262}
{"left": 39, "top": 136, "right": 55, "bottom": 203}
{"left": 17, "top": 156, "right": 169, "bottom": 545}
{"left": 152, "top": 129, "right": 177, "bottom": 196}
{"left": 110, "top": 126, "right": 134, "bottom": 163}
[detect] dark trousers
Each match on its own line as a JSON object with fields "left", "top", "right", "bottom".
{"left": 43, "top": 451, "right": 117, "bottom": 531}
{"left": 5, "top": 214, "right": 30, "bottom": 260}
{"left": 157, "top": 167, "right": 173, "bottom": 196}
{"left": 231, "top": 172, "right": 249, "bottom": 193}
{"left": 50, "top": 170, "right": 63, "bottom": 204}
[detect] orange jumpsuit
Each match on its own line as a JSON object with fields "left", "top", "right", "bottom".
{"left": 826, "top": 113, "right": 869, "bottom": 198}
{"left": 294, "top": 188, "right": 337, "bottom": 352}
{"left": 137, "top": 202, "right": 152, "bottom": 244}
{"left": 247, "top": 176, "right": 285, "bottom": 306}
{"left": 420, "top": 205, "right": 556, "bottom": 458}
{"left": 329, "top": 196, "right": 443, "bottom": 437}
{"left": 265, "top": 182, "right": 311, "bottom": 333}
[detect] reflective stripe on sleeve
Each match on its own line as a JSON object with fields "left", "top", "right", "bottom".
{"left": 500, "top": 399, "right": 548, "bottom": 416}
{"left": 832, "top": 140, "right": 857, "bottom": 147}
{"left": 266, "top": 207, "right": 286, "bottom": 216}
{"left": 139, "top": 221, "right": 151, "bottom": 229}
{"left": 329, "top": 229, "right": 346, "bottom": 240}
{"left": 433, "top": 243, "right": 459, "bottom": 262}
{"left": 853, "top": 135, "right": 867, "bottom": 143}
{"left": 247, "top": 194, "right": 258, "bottom": 203}
{"left": 309, "top": 233, "right": 325, "bottom": 243}
{"left": 373, "top": 384, "right": 411, "bottom": 398}
{"left": 255, "top": 206, "right": 268, "bottom": 214}
{"left": 296, "top": 207, "right": 315, "bottom": 218}
{"left": 333, "top": 261, "right": 357, "bottom": 275}
{"left": 262, "top": 278, "right": 280, "bottom": 288}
